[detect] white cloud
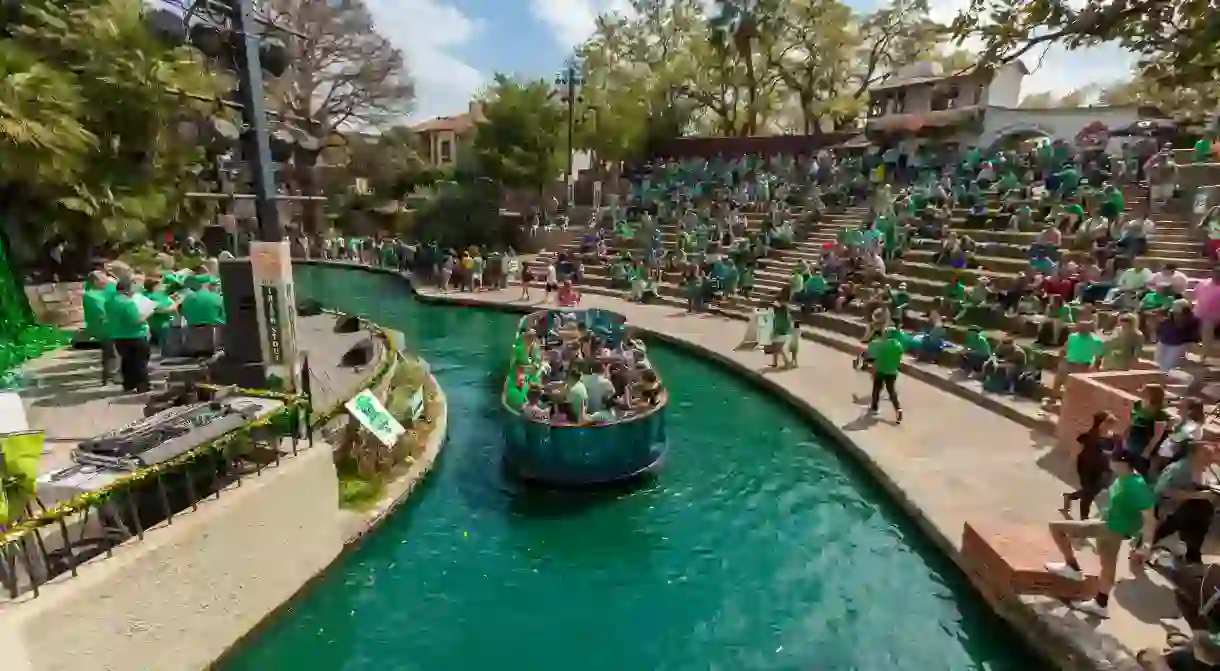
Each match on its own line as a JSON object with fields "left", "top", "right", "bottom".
{"left": 365, "top": 0, "right": 486, "bottom": 120}
{"left": 528, "top": 0, "right": 632, "bottom": 50}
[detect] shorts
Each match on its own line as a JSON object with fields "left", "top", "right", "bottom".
{"left": 1152, "top": 183, "right": 1175, "bottom": 202}
{"left": 1049, "top": 519, "right": 1128, "bottom": 560}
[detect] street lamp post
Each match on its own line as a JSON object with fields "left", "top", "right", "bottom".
{"left": 554, "top": 58, "right": 584, "bottom": 195}
{"left": 232, "top": 0, "right": 283, "bottom": 243}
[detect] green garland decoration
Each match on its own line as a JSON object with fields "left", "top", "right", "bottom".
{"left": 0, "top": 232, "right": 70, "bottom": 387}
{"left": 1, "top": 320, "right": 397, "bottom": 546}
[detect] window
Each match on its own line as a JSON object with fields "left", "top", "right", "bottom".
{"left": 439, "top": 138, "right": 452, "bottom": 163}
{"left": 931, "top": 86, "right": 959, "bottom": 111}
{"left": 869, "top": 97, "right": 887, "bottom": 117}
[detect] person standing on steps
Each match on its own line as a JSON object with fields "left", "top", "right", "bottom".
{"left": 864, "top": 326, "right": 904, "bottom": 424}
{"left": 1045, "top": 450, "right": 1157, "bottom": 618}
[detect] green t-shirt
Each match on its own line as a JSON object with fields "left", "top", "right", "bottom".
{"left": 1064, "top": 332, "right": 1105, "bottom": 365}
{"left": 180, "top": 289, "right": 226, "bottom": 326}
{"left": 964, "top": 332, "right": 991, "bottom": 356}
{"left": 867, "top": 336, "right": 904, "bottom": 375}
{"left": 1140, "top": 291, "right": 1169, "bottom": 311}
{"left": 82, "top": 289, "right": 110, "bottom": 340}
{"left": 944, "top": 283, "right": 966, "bottom": 300}
{"left": 1195, "top": 138, "right": 1213, "bottom": 162}
{"left": 803, "top": 274, "right": 827, "bottom": 293}
{"left": 105, "top": 293, "right": 149, "bottom": 340}
{"left": 890, "top": 290, "right": 910, "bottom": 309}
{"left": 1103, "top": 473, "right": 1154, "bottom": 538}
{"left": 146, "top": 291, "right": 175, "bottom": 335}
{"left": 566, "top": 381, "right": 588, "bottom": 419}
{"left": 773, "top": 307, "right": 793, "bottom": 336}
{"left": 505, "top": 383, "right": 527, "bottom": 410}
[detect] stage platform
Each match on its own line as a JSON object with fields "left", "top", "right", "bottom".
{"left": 18, "top": 312, "right": 381, "bottom": 479}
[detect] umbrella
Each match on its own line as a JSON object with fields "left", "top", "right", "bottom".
{"left": 1111, "top": 118, "right": 1177, "bottom": 137}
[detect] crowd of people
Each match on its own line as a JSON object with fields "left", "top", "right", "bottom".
{"left": 503, "top": 312, "right": 663, "bottom": 426}
{"left": 81, "top": 253, "right": 227, "bottom": 394}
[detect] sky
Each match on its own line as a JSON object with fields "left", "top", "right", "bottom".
{"left": 367, "top": 0, "right": 1139, "bottom": 122}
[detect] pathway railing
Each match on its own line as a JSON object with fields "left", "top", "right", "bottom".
{"left": 0, "top": 325, "right": 396, "bottom": 602}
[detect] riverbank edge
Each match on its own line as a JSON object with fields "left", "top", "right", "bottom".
{"left": 205, "top": 310, "right": 450, "bottom": 670}
{"left": 294, "top": 260, "right": 1130, "bottom": 671}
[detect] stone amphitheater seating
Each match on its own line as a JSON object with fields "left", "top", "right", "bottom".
{"left": 533, "top": 185, "right": 1213, "bottom": 426}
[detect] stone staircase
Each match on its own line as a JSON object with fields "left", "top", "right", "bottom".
{"left": 533, "top": 187, "right": 1216, "bottom": 427}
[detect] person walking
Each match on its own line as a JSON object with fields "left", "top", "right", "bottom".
{"left": 1046, "top": 450, "right": 1157, "bottom": 618}
{"left": 1061, "top": 411, "right": 1118, "bottom": 519}
{"left": 865, "top": 326, "right": 904, "bottom": 423}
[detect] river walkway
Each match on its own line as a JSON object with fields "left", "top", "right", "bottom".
{"left": 416, "top": 284, "right": 1176, "bottom": 671}
{"left": 21, "top": 313, "right": 375, "bottom": 477}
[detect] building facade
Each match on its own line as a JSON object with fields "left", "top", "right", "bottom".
{"left": 863, "top": 60, "right": 1140, "bottom": 150}
{"left": 410, "top": 102, "right": 484, "bottom": 167}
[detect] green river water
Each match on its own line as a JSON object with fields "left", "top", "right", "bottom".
{"left": 222, "top": 265, "right": 1041, "bottom": 671}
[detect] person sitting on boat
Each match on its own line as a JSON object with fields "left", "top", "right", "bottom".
{"left": 521, "top": 388, "right": 551, "bottom": 422}
{"left": 628, "top": 369, "right": 663, "bottom": 410}
{"left": 514, "top": 329, "right": 543, "bottom": 371}
{"left": 560, "top": 368, "right": 590, "bottom": 424}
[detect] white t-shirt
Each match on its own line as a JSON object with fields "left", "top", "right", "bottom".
{"left": 1116, "top": 268, "right": 1153, "bottom": 291}
{"left": 1153, "top": 270, "right": 1188, "bottom": 294}
{"left": 546, "top": 265, "right": 558, "bottom": 284}
{"left": 580, "top": 374, "right": 616, "bottom": 412}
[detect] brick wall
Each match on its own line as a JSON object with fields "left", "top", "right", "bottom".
{"left": 650, "top": 133, "right": 855, "bottom": 160}
{"left": 1055, "top": 370, "right": 1165, "bottom": 454}
{"left": 24, "top": 282, "right": 85, "bottom": 328}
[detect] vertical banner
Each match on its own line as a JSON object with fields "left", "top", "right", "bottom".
{"left": 592, "top": 180, "right": 603, "bottom": 210}
{"left": 250, "top": 240, "right": 300, "bottom": 391}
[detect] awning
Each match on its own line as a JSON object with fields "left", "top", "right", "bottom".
{"left": 864, "top": 107, "right": 982, "bottom": 134}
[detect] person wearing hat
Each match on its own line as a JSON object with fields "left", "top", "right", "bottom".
{"left": 105, "top": 278, "right": 152, "bottom": 393}
{"left": 178, "top": 275, "right": 226, "bottom": 327}
{"left": 1046, "top": 448, "right": 1156, "bottom": 618}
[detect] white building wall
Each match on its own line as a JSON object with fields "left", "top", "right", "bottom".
{"left": 983, "top": 63, "right": 1024, "bottom": 108}
{"left": 979, "top": 106, "right": 1142, "bottom": 147}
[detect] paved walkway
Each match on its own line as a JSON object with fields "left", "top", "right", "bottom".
{"left": 418, "top": 285, "right": 1173, "bottom": 670}
{"left": 21, "top": 313, "right": 376, "bottom": 477}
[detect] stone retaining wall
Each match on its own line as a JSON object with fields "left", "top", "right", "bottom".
{"left": 24, "top": 282, "right": 84, "bottom": 329}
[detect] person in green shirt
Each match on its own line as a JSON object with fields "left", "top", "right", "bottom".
{"left": 960, "top": 327, "right": 992, "bottom": 373}
{"left": 769, "top": 301, "right": 796, "bottom": 369}
{"left": 865, "top": 327, "right": 904, "bottom": 423}
{"left": 106, "top": 278, "right": 152, "bottom": 392}
{"left": 179, "top": 277, "right": 226, "bottom": 326}
{"left": 1046, "top": 450, "right": 1156, "bottom": 618}
{"left": 1194, "top": 136, "right": 1213, "bottom": 163}
{"left": 889, "top": 282, "right": 911, "bottom": 328}
{"left": 142, "top": 277, "right": 178, "bottom": 349}
{"left": 82, "top": 271, "right": 119, "bottom": 384}
{"left": 1053, "top": 319, "right": 1104, "bottom": 397}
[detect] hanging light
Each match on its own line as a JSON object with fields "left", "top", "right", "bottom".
{"left": 144, "top": 8, "right": 186, "bottom": 47}
{"left": 260, "top": 37, "right": 290, "bottom": 77}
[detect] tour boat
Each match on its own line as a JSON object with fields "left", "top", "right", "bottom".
{"left": 501, "top": 308, "right": 668, "bottom": 487}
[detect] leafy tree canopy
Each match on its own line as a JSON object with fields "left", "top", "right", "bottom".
{"left": 471, "top": 74, "right": 565, "bottom": 193}
{"left": 950, "top": 0, "right": 1220, "bottom": 92}
{"left": 1, "top": 0, "right": 228, "bottom": 256}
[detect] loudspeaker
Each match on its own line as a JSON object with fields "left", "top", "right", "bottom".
{"left": 297, "top": 298, "right": 323, "bottom": 317}
{"left": 200, "top": 225, "right": 230, "bottom": 257}
{"left": 334, "top": 313, "right": 360, "bottom": 334}
{"left": 218, "top": 259, "right": 262, "bottom": 364}
{"left": 340, "top": 338, "right": 374, "bottom": 368}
